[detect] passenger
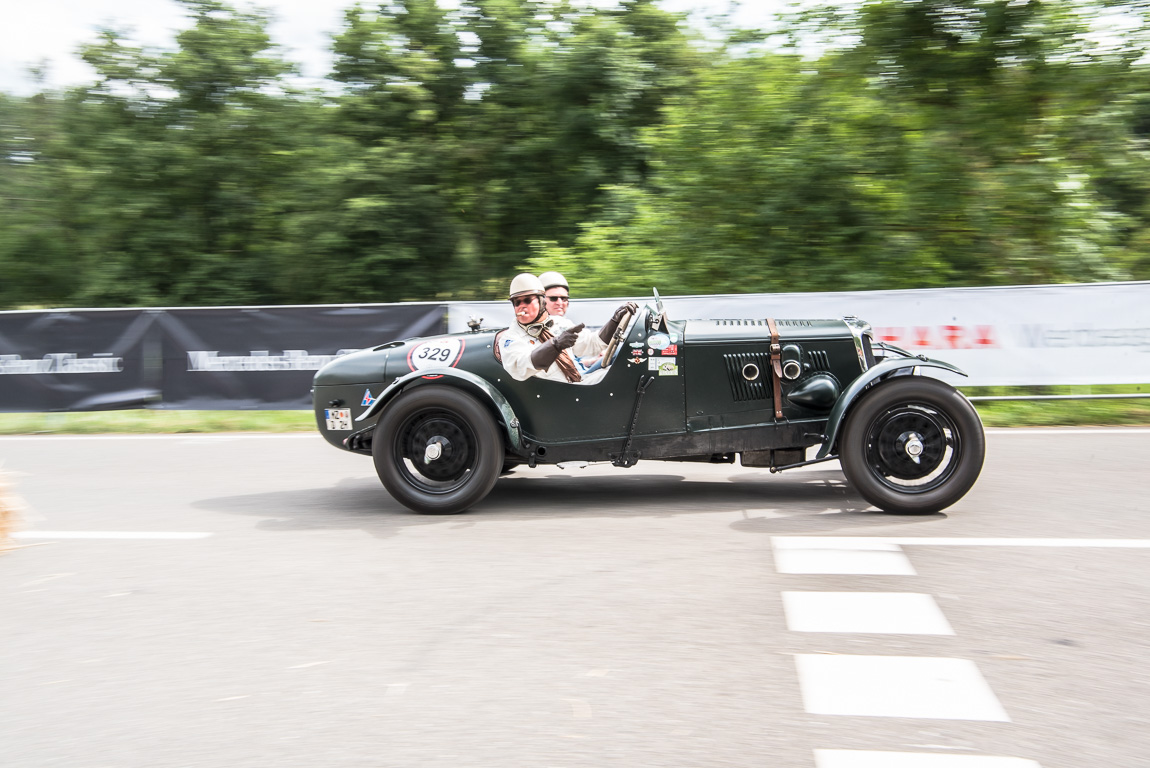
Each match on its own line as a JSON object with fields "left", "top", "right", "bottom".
{"left": 539, "top": 271, "right": 570, "bottom": 318}
{"left": 500, "top": 273, "right": 635, "bottom": 384}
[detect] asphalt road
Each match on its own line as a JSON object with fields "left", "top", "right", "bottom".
{"left": 2, "top": 428, "right": 1150, "bottom": 768}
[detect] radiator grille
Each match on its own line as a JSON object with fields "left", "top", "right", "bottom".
{"left": 724, "top": 352, "right": 772, "bottom": 402}
{"left": 861, "top": 334, "right": 876, "bottom": 368}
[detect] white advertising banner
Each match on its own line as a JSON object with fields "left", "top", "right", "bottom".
{"left": 448, "top": 282, "right": 1150, "bottom": 387}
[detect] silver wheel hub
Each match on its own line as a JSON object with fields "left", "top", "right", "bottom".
{"left": 424, "top": 438, "right": 446, "bottom": 463}
{"left": 901, "top": 431, "right": 924, "bottom": 463}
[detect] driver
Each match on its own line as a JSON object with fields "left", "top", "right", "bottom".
{"left": 500, "top": 273, "right": 635, "bottom": 385}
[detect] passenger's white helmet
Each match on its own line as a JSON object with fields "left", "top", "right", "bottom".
{"left": 539, "top": 271, "right": 568, "bottom": 291}
{"left": 509, "top": 273, "right": 545, "bottom": 300}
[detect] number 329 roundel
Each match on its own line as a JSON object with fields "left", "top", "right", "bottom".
{"left": 407, "top": 338, "right": 466, "bottom": 375}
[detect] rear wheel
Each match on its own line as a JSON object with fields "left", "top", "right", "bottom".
{"left": 373, "top": 387, "right": 502, "bottom": 514}
{"left": 840, "top": 377, "right": 984, "bottom": 514}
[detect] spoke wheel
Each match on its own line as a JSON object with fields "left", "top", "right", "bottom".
{"left": 840, "top": 377, "right": 984, "bottom": 514}
{"left": 373, "top": 388, "right": 502, "bottom": 514}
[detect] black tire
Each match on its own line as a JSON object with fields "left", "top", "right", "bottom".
{"left": 839, "top": 376, "right": 984, "bottom": 515}
{"left": 372, "top": 387, "right": 503, "bottom": 514}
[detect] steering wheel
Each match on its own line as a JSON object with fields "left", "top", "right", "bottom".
{"left": 599, "top": 306, "right": 637, "bottom": 371}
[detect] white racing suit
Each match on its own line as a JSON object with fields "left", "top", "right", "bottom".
{"left": 499, "top": 316, "right": 609, "bottom": 385}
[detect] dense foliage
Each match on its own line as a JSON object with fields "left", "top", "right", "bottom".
{"left": 2, "top": 0, "right": 1149, "bottom": 308}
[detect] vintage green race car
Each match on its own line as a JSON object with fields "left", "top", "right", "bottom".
{"left": 312, "top": 291, "right": 984, "bottom": 515}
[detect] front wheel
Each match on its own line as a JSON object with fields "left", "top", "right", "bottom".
{"left": 839, "top": 377, "right": 984, "bottom": 514}
{"left": 373, "top": 387, "right": 503, "bottom": 514}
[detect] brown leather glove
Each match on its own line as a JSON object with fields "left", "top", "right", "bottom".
{"left": 530, "top": 339, "right": 560, "bottom": 369}
{"left": 555, "top": 323, "right": 583, "bottom": 350}
{"left": 599, "top": 302, "right": 638, "bottom": 343}
{"left": 530, "top": 324, "right": 583, "bottom": 369}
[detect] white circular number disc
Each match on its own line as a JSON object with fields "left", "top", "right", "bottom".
{"left": 407, "top": 338, "right": 466, "bottom": 372}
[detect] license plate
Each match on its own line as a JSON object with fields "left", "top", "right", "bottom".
{"left": 325, "top": 408, "right": 352, "bottom": 430}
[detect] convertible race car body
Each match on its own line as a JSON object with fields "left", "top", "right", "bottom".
{"left": 313, "top": 294, "right": 984, "bottom": 515}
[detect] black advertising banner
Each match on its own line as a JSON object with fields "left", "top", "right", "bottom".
{"left": 156, "top": 304, "right": 447, "bottom": 410}
{"left": 0, "top": 309, "right": 161, "bottom": 412}
{"left": 0, "top": 303, "right": 447, "bottom": 412}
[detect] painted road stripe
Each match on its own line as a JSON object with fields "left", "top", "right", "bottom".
{"left": 12, "top": 531, "right": 212, "bottom": 540}
{"left": 814, "top": 750, "right": 1041, "bottom": 767}
{"left": 783, "top": 592, "right": 954, "bottom": 635}
{"left": 0, "top": 434, "right": 313, "bottom": 441}
{"left": 772, "top": 539, "right": 916, "bottom": 575}
{"left": 774, "top": 536, "right": 1150, "bottom": 548}
{"left": 795, "top": 655, "right": 1009, "bottom": 721}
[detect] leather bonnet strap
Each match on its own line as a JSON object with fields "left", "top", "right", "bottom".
{"left": 766, "top": 317, "right": 783, "bottom": 420}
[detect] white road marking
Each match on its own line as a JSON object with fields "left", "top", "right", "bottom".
{"left": 774, "top": 536, "right": 1150, "bottom": 549}
{"left": 783, "top": 592, "right": 954, "bottom": 635}
{"left": 795, "top": 655, "right": 1010, "bottom": 721}
{"left": 18, "top": 573, "right": 74, "bottom": 587}
{"left": 772, "top": 538, "right": 916, "bottom": 575}
{"left": 287, "top": 660, "right": 335, "bottom": 669}
{"left": 12, "top": 531, "right": 212, "bottom": 540}
{"left": 814, "top": 750, "right": 1042, "bottom": 767}
{"left": 0, "top": 434, "right": 314, "bottom": 440}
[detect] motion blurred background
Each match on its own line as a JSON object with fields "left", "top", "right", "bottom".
{"left": 2, "top": 0, "right": 1149, "bottom": 310}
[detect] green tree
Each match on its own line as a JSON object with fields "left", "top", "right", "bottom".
{"left": 0, "top": 91, "right": 79, "bottom": 308}
{"left": 16, "top": 0, "right": 317, "bottom": 307}
{"left": 531, "top": 0, "right": 1150, "bottom": 295}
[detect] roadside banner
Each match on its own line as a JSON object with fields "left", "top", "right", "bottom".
{"left": 157, "top": 304, "right": 446, "bottom": 409}
{"left": 0, "top": 309, "right": 160, "bottom": 412}
{"left": 448, "top": 282, "right": 1150, "bottom": 387}
{"left": 0, "top": 303, "right": 446, "bottom": 412}
{"left": 3, "top": 282, "right": 1147, "bottom": 412}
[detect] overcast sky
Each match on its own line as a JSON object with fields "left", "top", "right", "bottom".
{"left": 1, "top": 0, "right": 786, "bottom": 96}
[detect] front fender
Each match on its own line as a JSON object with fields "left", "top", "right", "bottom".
{"left": 814, "top": 357, "right": 968, "bottom": 460}
{"left": 356, "top": 367, "right": 523, "bottom": 454}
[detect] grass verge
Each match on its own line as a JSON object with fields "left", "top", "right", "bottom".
{"left": 0, "top": 410, "right": 315, "bottom": 435}
{"left": 964, "top": 384, "right": 1150, "bottom": 427}
{"left": 0, "top": 385, "right": 1147, "bottom": 434}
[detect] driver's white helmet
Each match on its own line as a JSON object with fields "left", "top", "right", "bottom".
{"left": 508, "top": 273, "right": 545, "bottom": 300}
{"left": 539, "top": 271, "right": 568, "bottom": 291}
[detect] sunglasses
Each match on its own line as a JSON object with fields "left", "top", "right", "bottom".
{"left": 545, "top": 295, "right": 570, "bottom": 303}
{"left": 512, "top": 296, "right": 538, "bottom": 307}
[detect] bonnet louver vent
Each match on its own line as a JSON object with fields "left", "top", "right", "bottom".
{"left": 713, "top": 319, "right": 769, "bottom": 327}
{"left": 723, "top": 352, "right": 772, "bottom": 402}
{"left": 808, "top": 350, "right": 830, "bottom": 371}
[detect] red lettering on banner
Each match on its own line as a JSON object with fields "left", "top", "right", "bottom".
{"left": 870, "top": 324, "right": 997, "bottom": 349}
{"left": 876, "top": 327, "right": 902, "bottom": 343}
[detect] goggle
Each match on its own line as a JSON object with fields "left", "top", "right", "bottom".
{"left": 512, "top": 296, "right": 538, "bottom": 307}
{"left": 545, "top": 295, "right": 570, "bottom": 303}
